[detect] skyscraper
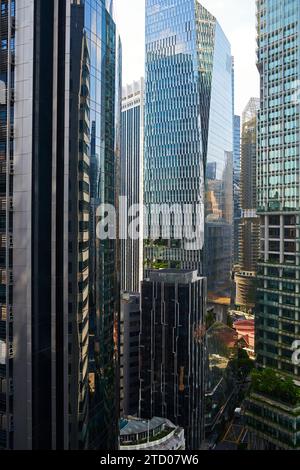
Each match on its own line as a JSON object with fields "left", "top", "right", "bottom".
{"left": 0, "top": 0, "right": 121, "bottom": 450}
{"left": 0, "top": 0, "right": 15, "bottom": 451}
{"left": 233, "top": 115, "right": 241, "bottom": 265}
{"left": 121, "top": 79, "right": 144, "bottom": 293}
{"left": 120, "top": 292, "right": 140, "bottom": 417}
{"left": 139, "top": 269, "right": 207, "bottom": 450}
{"left": 144, "top": 0, "right": 233, "bottom": 301}
{"left": 245, "top": 0, "right": 300, "bottom": 450}
{"left": 235, "top": 98, "right": 260, "bottom": 310}
{"left": 87, "top": 0, "right": 122, "bottom": 451}
{"left": 232, "top": 58, "right": 241, "bottom": 267}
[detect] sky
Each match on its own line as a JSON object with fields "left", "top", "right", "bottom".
{"left": 114, "top": 0, "right": 259, "bottom": 116}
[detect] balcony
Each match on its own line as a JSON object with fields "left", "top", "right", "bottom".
{"left": 0, "top": 305, "right": 12, "bottom": 322}
{"left": 0, "top": 234, "right": 13, "bottom": 248}
{"left": 7, "top": 343, "right": 13, "bottom": 359}
{"left": 0, "top": 197, "right": 13, "bottom": 211}
{"left": 0, "top": 269, "right": 12, "bottom": 285}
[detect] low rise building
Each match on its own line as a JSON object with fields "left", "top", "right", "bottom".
{"left": 233, "top": 319, "right": 255, "bottom": 359}
{"left": 120, "top": 417, "right": 185, "bottom": 451}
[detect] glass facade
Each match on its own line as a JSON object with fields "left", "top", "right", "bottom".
{"left": 0, "top": 0, "right": 14, "bottom": 451}
{"left": 205, "top": 19, "right": 233, "bottom": 299}
{"left": 233, "top": 115, "right": 241, "bottom": 265}
{"left": 246, "top": 0, "right": 300, "bottom": 450}
{"left": 235, "top": 99, "right": 260, "bottom": 310}
{"left": 246, "top": 394, "right": 300, "bottom": 449}
{"left": 0, "top": 0, "right": 120, "bottom": 450}
{"left": 233, "top": 118, "right": 241, "bottom": 183}
{"left": 140, "top": 270, "right": 206, "bottom": 450}
{"left": 120, "top": 79, "right": 144, "bottom": 293}
{"left": 144, "top": 0, "right": 233, "bottom": 300}
{"left": 85, "top": 0, "right": 121, "bottom": 450}
{"left": 68, "top": 2, "right": 92, "bottom": 448}
{"left": 120, "top": 292, "right": 140, "bottom": 417}
{"left": 256, "top": 0, "right": 300, "bottom": 379}
{"left": 69, "top": 0, "right": 121, "bottom": 449}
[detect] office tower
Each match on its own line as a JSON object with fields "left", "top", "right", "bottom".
{"left": 139, "top": 269, "right": 207, "bottom": 450}
{"left": 85, "top": 2, "right": 121, "bottom": 451}
{"left": 121, "top": 79, "right": 144, "bottom": 293}
{"left": 245, "top": 0, "right": 300, "bottom": 450}
{"left": 0, "top": 0, "right": 120, "bottom": 450}
{"left": 144, "top": 0, "right": 233, "bottom": 301}
{"left": 232, "top": 59, "right": 241, "bottom": 267}
{"left": 233, "top": 115, "right": 241, "bottom": 265}
{"left": 0, "top": 0, "right": 15, "bottom": 451}
{"left": 235, "top": 98, "right": 260, "bottom": 310}
{"left": 120, "top": 292, "right": 140, "bottom": 417}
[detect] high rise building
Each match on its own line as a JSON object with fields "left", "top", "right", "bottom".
{"left": 232, "top": 59, "right": 241, "bottom": 266}
{"left": 0, "top": 0, "right": 121, "bottom": 450}
{"left": 121, "top": 79, "right": 144, "bottom": 293}
{"left": 245, "top": 0, "right": 300, "bottom": 450}
{"left": 139, "top": 269, "right": 207, "bottom": 450}
{"left": 0, "top": 0, "right": 15, "bottom": 451}
{"left": 120, "top": 292, "right": 140, "bottom": 417}
{"left": 235, "top": 98, "right": 260, "bottom": 310}
{"left": 88, "top": 0, "right": 122, "bottom": 450}
{"left": 233, "top": 115, "right": 241, "bottom": 265}
{"left": 144, "top": 0, "right": 233, "bottom": 301}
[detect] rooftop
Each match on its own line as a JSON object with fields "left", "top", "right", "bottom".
{"left": 121, "top": 292, "right": 140, "bottom": 303}
{"left": 120, "top": 417, "right": 172, "bottom": 436}
{"left": 147, "top": 269, "right": 204, "bottom": 285}
{"left": 120, "top": 416, "right": 185, "bottom": 450}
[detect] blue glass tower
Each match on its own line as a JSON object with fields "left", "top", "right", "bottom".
{"left": 84, "top": 0, "right": 122, "bottom": 451}
{"left": 144, "top": 0, "right": 233, "bottom": 301}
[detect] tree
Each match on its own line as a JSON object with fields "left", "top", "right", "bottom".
{"left": 251, "top": 368, "right": 300, "bottom": 406}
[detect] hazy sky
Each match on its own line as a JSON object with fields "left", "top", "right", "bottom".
{"left": 114, "top": 0, "right": 259, "bottom": 116}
